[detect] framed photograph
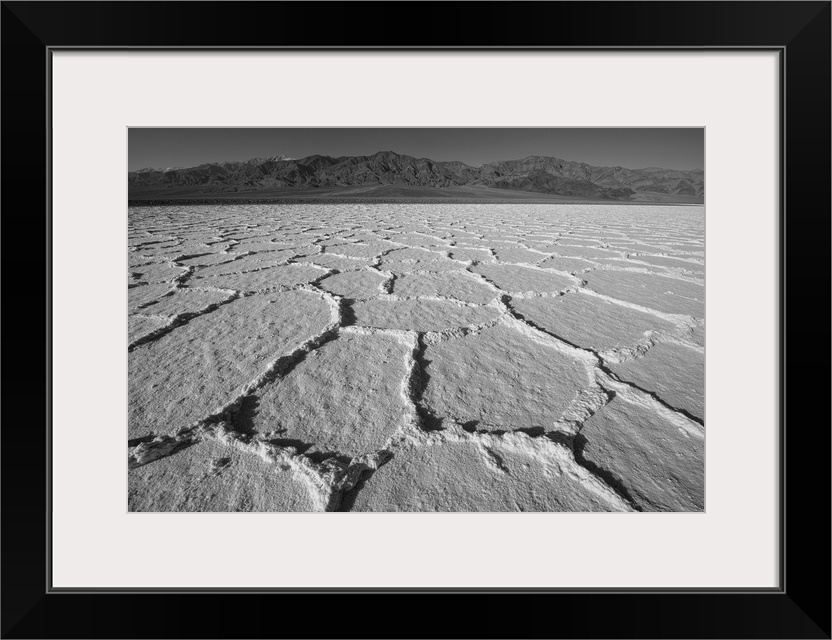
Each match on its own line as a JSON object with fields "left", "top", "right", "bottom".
{"left": 3, "top": 1, "right": 829, "bottom": 638}
{"left": 124, "top": 126, "right": 706, "bottom": 514}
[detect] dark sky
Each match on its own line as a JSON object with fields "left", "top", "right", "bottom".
{"left": 128, "top": 128, "right": 704, "bottom": 172}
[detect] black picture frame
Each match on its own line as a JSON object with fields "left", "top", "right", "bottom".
{"left": 2, "top": 2, "right": 829, "bottom": 638}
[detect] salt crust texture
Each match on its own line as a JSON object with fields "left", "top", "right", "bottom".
{"left": 128, "top": 203, "right": 704, "bottom": 512}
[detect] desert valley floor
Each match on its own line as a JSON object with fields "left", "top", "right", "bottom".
{"left": 128, "top": 203, "right": 705, "bottom": 512}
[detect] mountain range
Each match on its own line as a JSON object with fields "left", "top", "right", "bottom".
{"left": 128, "top": 151, "right": 704, "bottom": 203}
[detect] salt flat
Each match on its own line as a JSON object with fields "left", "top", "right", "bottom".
{"left": 127, "top": 203, "right": 705, "bottom": 512}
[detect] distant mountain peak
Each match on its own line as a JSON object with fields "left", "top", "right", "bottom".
{"left": 129, "top": 151, "right": 703, "bottom": 202}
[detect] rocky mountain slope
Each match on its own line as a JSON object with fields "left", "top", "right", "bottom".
{"left": 129, "top": 151, "right": 704, "bottom": 202}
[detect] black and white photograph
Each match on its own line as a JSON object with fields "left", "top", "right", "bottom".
{"left": 127, "top": 127, "right": 705, "bottom": 513}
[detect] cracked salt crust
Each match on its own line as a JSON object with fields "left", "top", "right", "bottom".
{"left": 690, "top": 323, "right": 706, "bottom": 348}
{"left": 192, "top": 264, "right": 328, "bottom": 292}
{"left": 471, "top": 263, "right": 576, "bottom": 294}
{"left": 129, "top": 262, "right": 184, "bottom": 284}
{"left": 537, "top": 256, "right": 595, "bottom": 272}
{"left": 550, "top": 245, "right": 618, "bottom": 260}
{"left": 585, "top": 269, "right": 704, "bottom": 317}
{"left": 128, "top": 203, "right": 705, "bottom": 512}
{"left": 319, "top": 270, "right": 389, "bottom": 299}
{"left": 324, "top": 241, "right": 399, "bottom": 258}
{"left": 128, "top": 283, "right": 176, "bottom": 311}
{"left": 609, "top": 342, "right": 705, "bottom": 422}
{"left": 632, "top": 254, "right": 705, "bottom": 274}
{"left": 191, "top": 252, "right": 297, "bottom": 277}
{"left": 493, "top": 246, "right": 549, "bottom": 263}
{"left": 393, "top": 271, "right": 497, "bottom": 304}
{"left": 512, "top": 293, "right": 677, "bottom": 351}
{"left": 137, "top": 288, "right": 231, "bottom": 316}
{"left": 380, "top": 247, "right": 448, "bottom": 262}
{"left": 353, "top": 434, "right": 631, "bottom": 512}
{"left": 129, "top": 438, "right": 317, "bottom": 512}
{"left": 177, "top": 252, "right": 240, "bottom": 267}
{"left": 128, "top": 289, "right": 332, "bottom": 438}
{"left": 233, "top": 242, "right": 293, "bottom": 253}
{"left": 299, "top": 253, "right": 373, "bottom": 271}
{"left": 128, "top": 315, "right": 169, "bottom": 345}
{"left": 579, "top": 397, "right": 705, "bottom": 511}
{"left": 379, "top": 260, "right": 467, "bottom": 275}
{"left": 135, "top": 245, "right": 202, "bottom": 259}
{"left": 448, "top": 247, "right": 494, "bottom": 262}
{"left": 352, "top": 298, "right": 502, "bottom": 332}
{"left": 386, "top": 234, "right": 448, "bottom": 249}
{"left": 252, "top": 331, "right": 413, "bottom": 458}
{"left": 422, "top": 324, "right": 588, "bottom": 431}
